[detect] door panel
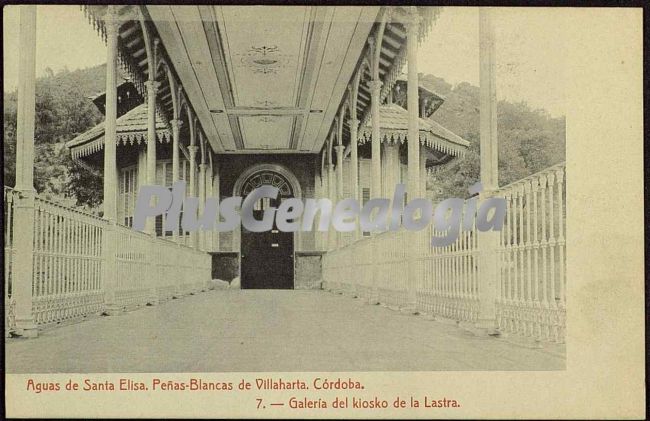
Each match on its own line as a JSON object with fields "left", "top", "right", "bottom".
{"left": 241, "top": 209, "right": 294, "bottom": 289}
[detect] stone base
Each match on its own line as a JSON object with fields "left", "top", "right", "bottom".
{"left": 14, "top": 319, "right": 38, "bottom": 338}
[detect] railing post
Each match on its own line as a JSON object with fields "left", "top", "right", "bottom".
{"left": 475, "top": 7, "right": 501, "bottom": 335}
{"left": 12, "top": 5, "right": 38, "bottom": 338}
{"left": 147, "top": 234, "right": 160, "bottom": 305}
{"left": 102, "top": 222, "right": 120, "bottom": 315}
{"left": 100, "top": 6, "right": 122, "bottom": 316}
{"left": 174, "top": 242, "right": 182, "bottom": 298}
{"left": 476, "top": 205, "right": 501, "bottom": 334}
{"left": 12, "top": 192, "right": 37, "bottom": 337}
{"left": 403, "top": 230, "right": 419, "bottom": 314}
{"left": 369, "top": 240, "right": 380, "bottom": 305}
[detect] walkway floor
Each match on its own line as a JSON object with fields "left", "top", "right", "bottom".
{"left": 6, "top": 290, "right": 565, "bottom": 373}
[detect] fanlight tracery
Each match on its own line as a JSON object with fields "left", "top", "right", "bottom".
{"left": 241, "top": 171, "right": 293, "bottom": 198}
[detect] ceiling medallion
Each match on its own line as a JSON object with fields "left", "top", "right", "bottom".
{"left": 237, "top": 44, "right": 291, "bottom": 75}
{"left": 255, "top": 99, "right": 277, "bottom": 107}
{"left": 258, "top": 116, "right": 276, "bottom": 123}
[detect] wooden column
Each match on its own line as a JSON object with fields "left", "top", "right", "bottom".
{"left": 419, "top": 146, "right": 427, "bottom": 197}
{"left": 403, "top": 7, "right": 421, "bottom": 313}
{"left": 406, "top": 8, "right": 420, "bottom": 201}
{"left": 348, "top": 119, "right": 359, "bottom": 201}
{"left": 170, "top": 119, "right": 181, "bottom": 241}
{"left": 369, "top": 79, "right": 382, "bottom": 200}
{"left": 327, "top": 162, "right": 336, "bottom": 251}
{"left": 103, "top": 8, "right": 119, "bottom": 223}
{"left": 12, "top": 4, "right": 38, "bottom": 337}
{"left": 476, "top": 7, "right": 500, "bottom": 334}
{"left": 317, "top": 162, "right": 329, "bottom": 250}
{"left": 102, "top": 6, "right": 121, "bottom": 316}
{"left": 205, "top": 158, "right": 213, "bottom": 252}
{"left": 380, "top": 143, "right": 388, "bottom": 198}
{"left": 187, "top": 145, "right": 198, "bottom": 249}
{"left": 170, "top": 119, "right": 181, "bottom": 183}
{"left": 198, "top": 162, "right": 207, "bottom": 251}
{"left": 335, "top": 145, "right": 345, "bottom": 247}
{"left": 348, "top": 118, "right": 360, "bottom": 240}
{"left": 381, "top": 142, "right": 399, "bottom": 197}
{"left": 14, "top": 7, "right": 37, "bottom": 193}
{"left": 336, "top": 114, "right": 345, "bottom": 204}
{"left": 212, "top": 161, "right": 220, "bottom": 251}
{"left": 335, "top": 145, "right": 345, "bottom": 202}
{"left": 479, "top": 8, "right": 499, "bottom": 191}
{"left": 145, "top": 79, "right": 160, "bottom": 235}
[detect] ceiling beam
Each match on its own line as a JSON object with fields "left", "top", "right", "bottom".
{"left": 210, "top": 107, "right": 324, "bottom": 116}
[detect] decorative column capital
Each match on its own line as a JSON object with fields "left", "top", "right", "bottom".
{"left": 169, "top": 118, "right": 183, "bottom": 131}
{"left": 103, "top": 6, "right": 120, "bottom": 34}
{"left": 405, "top": 7, "right": 421, "bottom": 34}
{"left": 367, "top": 36, "right": 375, "bottom": 49}
{"left": 145, "top": 80, "right": 161, "bottom": 94}
{"left": 334, "top": 145, "right": 345, "bottom": 154}
{"left": 368, "top": 80, "right": 383, "bottom": 94}
{"left": 187, "top": 145, "right": 198, "bottom": 157}
{"left": 347, "top": 118, "right": 359, "bottom": 130}
{"left": 199, "top": 163, "right": 208, "bottom": 171}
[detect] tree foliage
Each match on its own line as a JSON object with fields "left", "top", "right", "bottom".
{"left": 418, "top": 73, "right": 566, "bottom": 202}
{"left": 4, "top": 65, "right": 105, "bottom": 207}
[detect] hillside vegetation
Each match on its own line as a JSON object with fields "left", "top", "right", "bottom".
{"left": 418, "top": 73, "right": 565, "bottom": 201}
{"left": 3, "top": 65, "right": 565, "bottom": 208}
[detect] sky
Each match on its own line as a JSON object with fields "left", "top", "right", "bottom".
{"left": 3, "top": 6, "right": 566, "bottom": 117}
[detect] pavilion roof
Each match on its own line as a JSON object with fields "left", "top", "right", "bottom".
{"left": 358, "top": 104, "right": 470, "bottom": 157}
{"left": 66, "top": 103, "right": 171, "bottom": 159}
{"left": 394, "top": 75, "right": 446, "bottom": 117}
{"left": 82, "top": 5, "right": 440, "bottom": 155}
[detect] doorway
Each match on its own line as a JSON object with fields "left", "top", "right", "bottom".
{"left": 237, "top": 167, "right": 298, "bottom": 289}
{"left": 241, "top": 209, "right": 294, "bottom": 289}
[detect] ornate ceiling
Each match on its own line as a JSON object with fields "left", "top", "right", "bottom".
{"left": 147, "top": 6, "right": 379, "bottom": 154}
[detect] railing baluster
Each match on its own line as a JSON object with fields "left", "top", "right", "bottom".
{"left": 539, "top": 174, "right": 549, "bottom": 340}
{"left": 556, "top": 167, "right": 566, "bottom": 343}
{"left": 524, "top": 181, "right": 532, "bottom": 335}
{"left": 531, "top": 178, "right": 541, "bottom": 339}
{"left": 547, "top": 171, "right": 558, "bottom": 342}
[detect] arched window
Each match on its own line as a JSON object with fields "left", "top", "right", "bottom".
{"left": 241, "top": 170, "right": 293, "bottom": 211}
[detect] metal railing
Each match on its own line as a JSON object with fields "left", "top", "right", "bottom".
{"left": 4, "top": 188, "right": 19, "bottom": 335}
{"left": 496, "top": 163, "right": 566, "bottom": 342}
{"left": 4, "top": 187, "right": 212, "bottom": 335}
{"left": 31, "top": 194, "right": 105, "bottom": 325}
{"left": 322, "top": 162, "right": 566, "bottom": 342}
{"left": 417, "top": 223, "right": 480, "bottom": 322}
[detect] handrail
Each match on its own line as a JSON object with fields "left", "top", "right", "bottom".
{"left": 494, "top": 161, "right": 565, "bottom": 193}
{"left": 322, "top": 162, "right": 567, "bottom": 343}
{"left": 4, "top": 185, "right": 213, "bottom": 334}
